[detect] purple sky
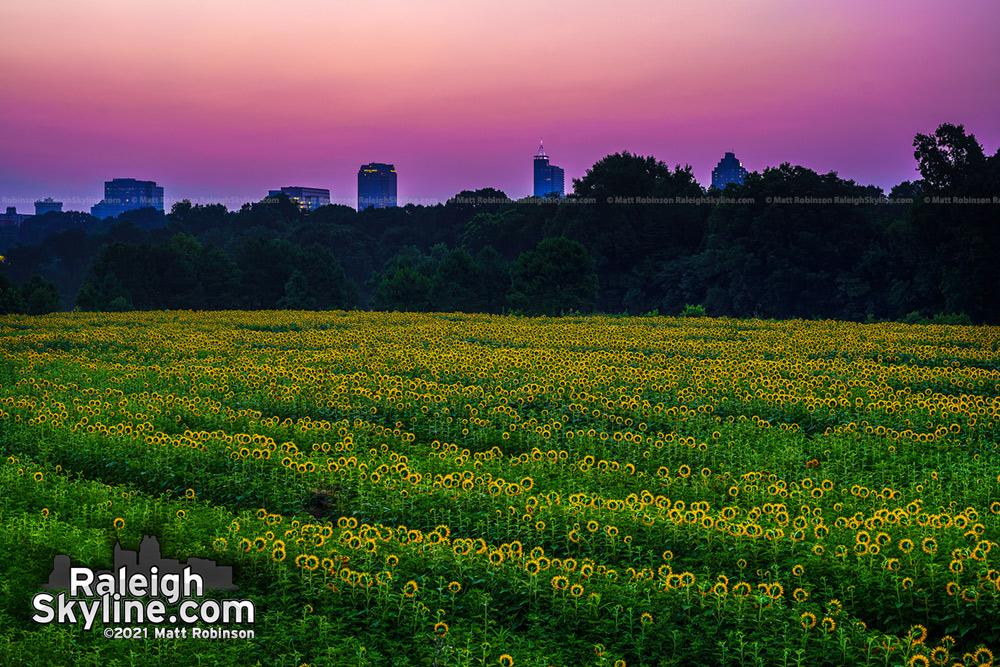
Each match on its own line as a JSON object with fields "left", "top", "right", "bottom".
{"left": 1, "top": 0, "right": 998, "bottom": 212}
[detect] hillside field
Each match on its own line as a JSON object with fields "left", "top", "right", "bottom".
{"left": 1, "top": 312, "right": 999, "bottom": 666}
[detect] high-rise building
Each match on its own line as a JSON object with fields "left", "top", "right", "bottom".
{"left": 711, "top": 152, "right": 748, "bottom": 190}
{"left": 34, "top": 198, "right": 63, "bottom": 215}
{"left": 91, "top": 178, "right": 164, "bottom": 219}
{"left": 358, "top": 163, "right": 397, "bottom": 210}
{"left": 267, "top": 186, "right": 331, "bottom": 211}
{"left": 533, "top": 141, "right": 565, "bottom": 198}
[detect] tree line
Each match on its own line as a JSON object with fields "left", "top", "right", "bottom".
{"left": 1, "top": 123, "right": 997, "bottom": 322}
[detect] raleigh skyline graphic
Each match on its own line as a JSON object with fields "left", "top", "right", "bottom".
{"left": 42, "top": 536, "right": 237, "bottom": 593}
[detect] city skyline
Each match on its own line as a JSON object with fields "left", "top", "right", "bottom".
{"left": 0, "top": 138, "right": 960, "bottom": 216}
{"left": 1, "top": 1, "right": 998, "bottom": 211}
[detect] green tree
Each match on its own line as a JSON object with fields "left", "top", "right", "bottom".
{"left": 508, "top": 238, "right": 598, "bottom": 316}
{"left": 195, "top": 245, "right": 241, "bottom": 309}
{"left": 904, "top": 123, "right": 1000, "bottom": 321}
{"left": 18, "top": 275, "right": 61, "bottom": 315}
{"left": 75, "top": 272, "right": 129, "bottom": 311}
{"left": 277, "top": 270, "right": 317, "bottom": 310}
{"left": 0, "top": 271, "right": 25, "bottom": 314}
{"left": 548, "top": 151, "right": 708, "bottom": 310}
{"left": 913, "top": 123, "right": 987, "bottom": 192}
{"left": 461, "top": 209, "right": 537, "bottom": 259}
{"left": 234, "top": 236, "right": 298, "bottom": 309}
{"left": 475, "top": 246, "right": 511, "bottom": 314}
{"left": 431, "top": 248, "right": 483, "bottom": 312}
{"left": 297, "top": 243, "right": 357, "bottom": 310}
{"left": 373, "top": 266, "right": 433, "bottom": 312}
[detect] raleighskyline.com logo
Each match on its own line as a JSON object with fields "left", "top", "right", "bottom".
{"left": 32, "top": 535, "right": 256, "bottom": 639}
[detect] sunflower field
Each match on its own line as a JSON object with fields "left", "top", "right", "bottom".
{"left": 1, "top": 311, "right": 999, "bottom": 666}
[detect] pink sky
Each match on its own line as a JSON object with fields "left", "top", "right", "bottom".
{"left": 1, "top": 0, "right": 998, "bottom": 211}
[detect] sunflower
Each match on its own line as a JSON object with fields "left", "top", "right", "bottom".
{"left": 908, "top": 624, "right": 928, "bottom": 645}
{"left": 929, "top": 646, "right": 949, "bottom": 665}
{"left": 972, "top": 648, "right": 993, "bottom": 664}
{"left": 800, "top": 612, "right": 817, "bottom": 630}
{"left": 434, "top": 622, "right": 448, "bottom": 636}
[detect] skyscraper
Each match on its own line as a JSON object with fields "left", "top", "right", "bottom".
{"left": 34, "top": 198, "right": 63, "bottom": 215}
{"left": 358, "top": 163, "right": 397, "bottom": 210}
{"left": 267, "top": 186, "right": 331, "bottom": 211}
{"left": 533, "top": 141, "right": 565, "bottom": 198}
{"left": 711, "top": 152, "right": 748, "bottom": 190}
{"left": 90, "top": 178, "right": 164, "bottom": 219}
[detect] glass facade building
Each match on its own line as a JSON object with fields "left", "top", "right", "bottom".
{"left": 358, "top": 163, "right": 397, "bottom": 210}
{"left": 711, "top": 152, "right": 748, "bottom": 190}
{"left": 533, "top": 142, "right": 564, "bottom": 198}
{"left": 267, "top": 186, "right": 331, "bottom": 211}
{"left": 91, "top": 178, "right": 164, "bottom": 219}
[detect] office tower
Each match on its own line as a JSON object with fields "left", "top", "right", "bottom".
{"left": 533, "top": 141, "right": 565, "bottom": 198}
{"left": 91, "top": 178, "right": 164, "bottom": 219}
{"left": 711, "top": 152, "right": 748, "bottom": 189}
{"left": 358, "top": 163, "right": 397, "bottom": 210}
{"left": 267, "top": 186, "right": 331, "bottom": 211}
{"left": 34, "top": 198, "right": 63, "bottom": 215}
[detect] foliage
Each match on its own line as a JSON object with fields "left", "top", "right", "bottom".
{"left": 508, "top": 238, "right": 598, "bottom": 316}
{"left": 0, "top": 272, "right": 59, "bottom": 315}
{"left": 679, "top": 303, "right": 707, "bottom": 318}
{"left": 0, "top": 124, "right": 997, "bottom": 322}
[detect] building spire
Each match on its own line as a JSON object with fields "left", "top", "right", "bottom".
{"left": 536, "top": 139, "right": 546, "bottom": 157}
